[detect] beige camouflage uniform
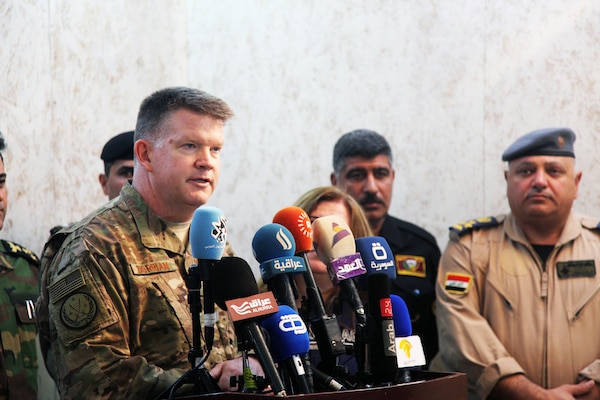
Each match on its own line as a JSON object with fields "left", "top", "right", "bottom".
{"left": 36, "top": 183, "right": 238, "bottom": 399}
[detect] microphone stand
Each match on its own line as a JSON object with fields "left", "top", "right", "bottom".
{"left": 299, "top": 253, "right": 346, "bottom": 375}
{"left": 155, "top": 264, "right": 220, "bottom": 400}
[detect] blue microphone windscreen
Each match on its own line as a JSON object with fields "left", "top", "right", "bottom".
{"left": 190, "top": 206, "right": 227, "bottom": 260}
{"left": 390, "top": 294, "right": 412, "bottom": 337}
{"left": 252, "top": 223, "right": 296, "bottom": 263}
{"left": 211, "top": 257, "right": 258, "bottom": 309}
{"left": 356, "top": 236, "right": 396, "bottom": 280}
{"left": 260, "top": 305, "right": 310, "bottom": 363}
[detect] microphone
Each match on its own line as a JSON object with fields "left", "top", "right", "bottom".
{"left": 252, "top": 223, "right": 307, "bottom": 310}
{"left": 354, "top": 236, "right": 395, "bottom": 382}
{"left": 355, "top": 236, "right": 396, "bottom": 281}
{"left": 390, "top": 294, "right": 426, "bottom": 380}
{"left": 189, "top": 206, "right": 227, "bottom": 355}
{"left": 260, "top": 305, "right": 312, "bottom": 394}
{"left": 272, "top": 207, "right": 346, "bottom": 365}
{"left": 211, "top": 257, "right": 286, "bottom": 396}
{"left": 366, "top": 273, "right": 398, "bottom": 386}
{"left": 311, "top": 215, "right": 367, "bottom": 325}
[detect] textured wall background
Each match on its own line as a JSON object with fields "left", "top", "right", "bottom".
{"left": 1, "top": 0, "right": 599, "bottom": 272}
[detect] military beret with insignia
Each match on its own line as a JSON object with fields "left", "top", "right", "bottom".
{"left": 100, "top": 131, "right": 134, "bottom": 163}
{"left": 502, "top": 127, "right": 576, "bottom": 162}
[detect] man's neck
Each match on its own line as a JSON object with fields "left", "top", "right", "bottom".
{"left": 369, "top": 217, "right": 385, "bottom": 236}
{"left": 519, "top": 218, "right": 566, "bottom": 246}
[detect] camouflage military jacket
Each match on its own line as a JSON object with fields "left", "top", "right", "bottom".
{"left": 36, "top": 183, "right": 237, "bottom": 399}
{"left": 0, "top": 240, "right": 39, "bottom": 400}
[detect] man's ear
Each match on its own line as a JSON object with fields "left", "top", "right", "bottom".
{"left": 134, "top": 139, "right": 153, "bottom": 172}
{"left": 330, "top": 172, "right": 337, "bottom": 186}
{"left": 98, "top": 173, "right": 109, "bottom": 196}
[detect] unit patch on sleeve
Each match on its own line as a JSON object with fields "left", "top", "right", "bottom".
{"left": 444, "top": 273, "right": 473, "bottom": 294}
{"left": 60, "top": 293, "right": 97, "bottom": 329}
{"left": 395, "top": 255, "right": 426, "bottom": 278}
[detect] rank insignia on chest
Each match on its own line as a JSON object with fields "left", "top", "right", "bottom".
{"left": 444, "top": 273, "right": 473, "bottom": 294}
{"left": 395, "top": 255, "right": 426, "bottom": 278}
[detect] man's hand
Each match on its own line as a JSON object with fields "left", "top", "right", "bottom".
{"left": 491, "top": 374, "right": 597, "bottom": 400}
{"left": 209, "top": 357, "right": 264, "bottom": 391}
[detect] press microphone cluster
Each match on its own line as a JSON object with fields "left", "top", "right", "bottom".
{"left": 272, "top": 207, "right": 346, "bottom": 372}
{"left": 190, "top": 206, "right": 427, "bottom": 396}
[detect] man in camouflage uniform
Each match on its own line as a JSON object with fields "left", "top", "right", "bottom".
{"left": 0, "top": 132, "right": 40, "bottom": 400}
{"left": 36, "top": 87, "right": 261, "bottom": 399}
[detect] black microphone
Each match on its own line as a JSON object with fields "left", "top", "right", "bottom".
{"left": 366, "top": 273, "right": 398, "bottom": 386}
{"left": 211, "top": 257, "right": 286, "bottom": 396}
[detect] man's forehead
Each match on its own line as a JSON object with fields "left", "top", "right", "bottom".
{"left": 509, "top": 155, "right": 575, "bottom": 169}
{"left": 342, "top": 154, "right": 391, "bottom": 170}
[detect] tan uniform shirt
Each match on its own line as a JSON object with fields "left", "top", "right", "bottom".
{"left": 36, "top": 183, "right": 237, "bottom": 399}
{"left": 435, "top": 213, "right": 600, "bottom": 399}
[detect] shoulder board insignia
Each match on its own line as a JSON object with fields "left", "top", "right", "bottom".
{"left": 1, "top": 240, "right": 40, "bottom": 266}
{"left": 449, "top": 216, "right": 500, "bottom": 237}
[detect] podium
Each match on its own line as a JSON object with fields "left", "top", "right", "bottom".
{"left": 170, "top": 371, "right": 467, "bottom": 400}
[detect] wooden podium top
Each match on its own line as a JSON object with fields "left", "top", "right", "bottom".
{"left": 171, "top": 371, "right": 467, "bottom": 400}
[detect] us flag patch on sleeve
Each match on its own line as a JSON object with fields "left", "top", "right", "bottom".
{"left": 444, "top": 273, "right": 473, "bottom": 294}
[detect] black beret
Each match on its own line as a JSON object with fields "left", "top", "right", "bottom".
{"left": 100, "top": 131, "right": 134, "bottom": 162}
{"left": 502, "top": 127, "right": 576, "bottom": 162}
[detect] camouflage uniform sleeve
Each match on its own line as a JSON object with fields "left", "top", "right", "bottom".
{"left": 41, "top": 238, "right": 190, "bottom": 399}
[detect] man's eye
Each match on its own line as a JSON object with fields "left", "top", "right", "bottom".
{"left": 374, "top": 170, "right": 390, "bottom": 179}
{"left": 347, "top": 172, "right": 365, "bottom": 181}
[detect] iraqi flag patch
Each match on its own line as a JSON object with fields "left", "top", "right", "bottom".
{"left": 444, "top": 273, "right": 473, "bottom": 294}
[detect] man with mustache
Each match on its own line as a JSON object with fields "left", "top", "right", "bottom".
{"left": 434, "top": 127, "right": 600, "bottom": 399}
{"left": 331, "top": 129, "right": 441, "bottom": 367}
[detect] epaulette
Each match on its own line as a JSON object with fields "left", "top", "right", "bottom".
{"left": 579, "top": 215, "right": 600, "bottom": 231}
{"left": 0, "top": 240, "right": 40, "bottom": 266}
{"left": 449, "top": 216, "right": 501, "bottom": 238}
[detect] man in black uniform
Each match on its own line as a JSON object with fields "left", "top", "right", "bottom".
{"left": 331, "top": 129, "right": 441, "bottom": 366}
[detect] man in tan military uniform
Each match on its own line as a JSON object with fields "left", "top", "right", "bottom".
{"left": 37, "top": 87, "right": 261, "bottom": 399}
{"left": 434, "top": 128, "right": 600, "bottom": 399}
{"left": 0, "top": 132, "right": 40, "bottom": 400}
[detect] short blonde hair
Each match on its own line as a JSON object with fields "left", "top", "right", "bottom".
{"left": 294, "top": 186, "right": 372, "bottom": 238}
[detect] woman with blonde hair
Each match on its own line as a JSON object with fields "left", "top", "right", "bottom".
{"left": 293, "top": 186, "right": 372, "bottom": 365}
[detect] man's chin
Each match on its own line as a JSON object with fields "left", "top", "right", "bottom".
{"left": 365, "top": 209, "right": 386, "bottom": 223}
